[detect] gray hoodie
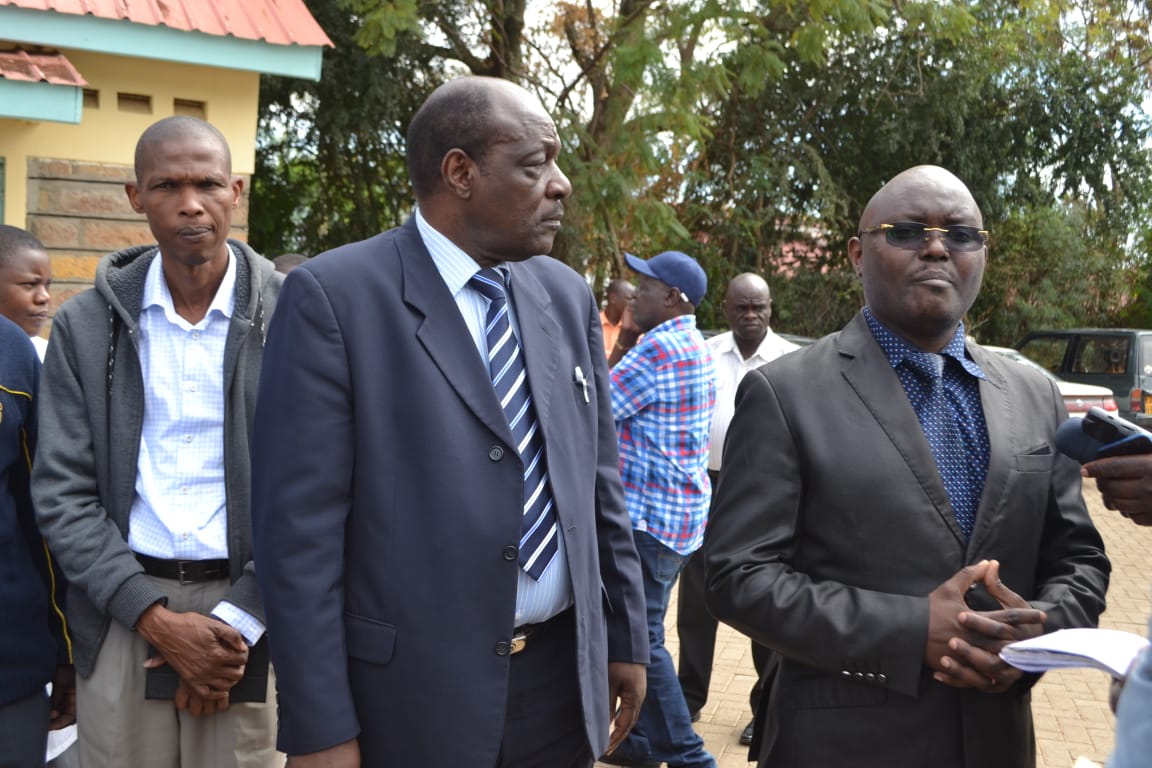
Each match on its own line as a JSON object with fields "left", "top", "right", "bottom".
{"left": 32, "top": 240, "right": 281, "bottom": 677}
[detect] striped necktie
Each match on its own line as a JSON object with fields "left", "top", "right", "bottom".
{"left": 469, "top": 268, "right": 559, "bottom": 579}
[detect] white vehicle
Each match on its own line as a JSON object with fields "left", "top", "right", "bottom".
{"left": 985, "top": 345, "right": 1118, "bottom": 417}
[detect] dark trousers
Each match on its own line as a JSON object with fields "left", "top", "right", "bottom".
{"left": 0, "top": 688, "right": 49, "bottom": 768}
{"left": 497, "top": 608, "right": 592, "bottom": 768}
{"left": 677, "top": 470, "right": 774, "bottom": 715}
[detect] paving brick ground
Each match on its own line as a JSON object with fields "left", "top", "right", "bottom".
{"left": 598, "top": 479, "right": 1152, "bottom": 768}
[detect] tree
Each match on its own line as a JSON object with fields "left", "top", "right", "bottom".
{"left": 250, "top": 0, "right": 441, "bottom": 257}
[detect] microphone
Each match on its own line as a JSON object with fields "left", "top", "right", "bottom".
{"left": 1054, "top": 407, "right": 1152, "bottom": 463}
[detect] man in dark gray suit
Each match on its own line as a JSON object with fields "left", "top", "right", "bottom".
{"left": 251, "top": 76, "right": 648, "bottom": 768}
{"left": 704, "top": 165, "right": 1110, "bottom": 768}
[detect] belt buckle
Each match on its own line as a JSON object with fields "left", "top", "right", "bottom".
{"left": 510, "top": 630, "right": 529, "bottom": 655}
{"left": 178, "top": 561, "right": 192, "bottom": 585}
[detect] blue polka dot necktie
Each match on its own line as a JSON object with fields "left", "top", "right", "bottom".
{"left": 904, "top": 352, "right": 976, "bottom": 539}
{"left": 469, "top": 268, "right": 559, "bottom": 579}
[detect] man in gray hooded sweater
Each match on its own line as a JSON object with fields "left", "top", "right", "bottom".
{"left": 32, "top": 116, "right": 281, "bottom": 768}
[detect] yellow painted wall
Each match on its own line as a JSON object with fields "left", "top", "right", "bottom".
{"left": 0, "top": 48, "right": 260, "bottom": 227}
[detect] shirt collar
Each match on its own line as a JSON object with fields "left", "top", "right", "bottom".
{"left": 862, "top": 306, "right": 985, "bottom": 380}
{"left": 142, "top": 246, "right": 236, "bottom": 323}
{"left": 646, "top": 314, "right": 698, "bottom": 337}
{"left": 713, "top": 328, "right": 786, "bottom": 365}
{"left": 415, "top": 207, "right": 489, "bottom": 295}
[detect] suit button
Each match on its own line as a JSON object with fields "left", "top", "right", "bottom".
{"left": 841, "top": 670, "right": 851, "bottom": 678}
{"left": 489, "top": 446, "right": 504, "bottom": 461}
{"left": 865, "top": 673, "right": 876, "bottom": 682}
{"left": 877, "top": 674, "right": 888, "bottom": 684}
{"left": 495, "top": 641, "right": 511, "bottom": 656}
{"left": 853, "top": 672, "right": 864, "bottom": 680}
{"left": 503, "top": 545, "right": 518, "bottom": 561}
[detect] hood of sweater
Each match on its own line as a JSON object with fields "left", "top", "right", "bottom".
{"left": 94, "top": 239, "right": 277, "bottom": 330}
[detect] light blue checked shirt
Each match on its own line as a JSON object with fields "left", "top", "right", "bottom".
{"left": 415, "top": 209, "right": 573, "bottom": 626}
{"left": 128, "top": 249, "right": 263, "bottom": 644}
{"left": 611, "top": 314, "right": 715, "bottom": 555}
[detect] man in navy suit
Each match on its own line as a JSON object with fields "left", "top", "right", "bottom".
{"left": 251, "top": 76, "right": 649, "bottom": 768}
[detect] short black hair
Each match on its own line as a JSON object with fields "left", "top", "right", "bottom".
{"left": 134, "top": 116, "right": 232, "bottom": 182}
{"left": 406, "top": 77, "right": 498, "bottom": 200}
{"left": 0, "top": 225, "right": 46, "bottom": 269}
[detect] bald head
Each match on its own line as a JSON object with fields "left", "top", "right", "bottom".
{"left": 407, "top": 76, "right": 534, "bottom": 200}
{"left": 723, "top": 273, "right": 773, "bottom": 349}
{"left": 849, "top": 165, "right": 986, "bottom": 352}
{"left": 859, "top": 165, "right": 982, "bottom": 232}
{"left": 134, "top": 116, "right": 231, "bottom": 183}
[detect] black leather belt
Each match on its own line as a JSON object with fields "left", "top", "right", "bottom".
{"left": 136, "top": 553, "right": 229, "bottom": 584}
{"left": 510, "top": 607, "right": 572, "bottom": 655}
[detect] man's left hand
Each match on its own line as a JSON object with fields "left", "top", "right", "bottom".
{"left": 934, "top": 560, "right": 1046, "bottom": 693}
{"left": 604, "top": 662, "right": 646, "bottom": 756}
{"left": 175, "top": 679, "right": 230, "bottom": 716}
{"left": 48, "top": 664, "right": 76, "bottom": 730}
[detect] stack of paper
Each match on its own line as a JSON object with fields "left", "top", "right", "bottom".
{"left": 1000, "top": 628, "right": 1149, "bottom": 678}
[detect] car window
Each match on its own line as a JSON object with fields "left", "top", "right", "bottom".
{"left": 1072, "top": 335, "right": 1129, "bottom": 374}
{"left": 1017, "top": 337, "right": 1068, "bottom": 374}
{"left": 1141, "top": 336, "right": 1152, "bottom": 376}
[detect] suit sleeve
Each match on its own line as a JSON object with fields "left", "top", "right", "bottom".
{"left": 251, "top": 268, "right": 360, "bottom": 755}
{"left": 585, "top": 289, "right": 649, "bottom": 665}
{"left": 1029, "top": 376, "right": 1110, "bottom": 631}
{"left": 703, "top": 367, "right": 929, "bottom": 697}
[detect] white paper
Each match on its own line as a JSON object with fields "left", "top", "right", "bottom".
{"left": 1000, "top": 628, "right": 1149, "bottom": 678}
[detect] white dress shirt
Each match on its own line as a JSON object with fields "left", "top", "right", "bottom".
{"left": 708, "top": 329, "right": 799, "bottom": 472}
{"left": 415, "top": 208, "right": 573, "bottom": 626}
{"left": 128, "top": 250, "right": 263, "bottom": 643}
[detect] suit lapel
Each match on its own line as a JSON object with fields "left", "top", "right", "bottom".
{"left": 505, "top": 263, "right": 561, "bottom": 431}
{"left": 397, "top": 221, "right": 516, "bottom": 445}
{"left": 837, "top": 314, "right": 968, "bottom": 548}
{"left": 966, "top": 347, "right": 1012, "bottom": 554}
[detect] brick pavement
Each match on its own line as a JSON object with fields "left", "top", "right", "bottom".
{"left": 598, "top": 480, "right": 1152, "bottom": 768}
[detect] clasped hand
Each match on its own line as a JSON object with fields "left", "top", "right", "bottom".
{"left": 137, "top": 604, "right": 248, "bottom": 714}
{"left": 925, "top": 559, "right": 1046, "bottom": 693}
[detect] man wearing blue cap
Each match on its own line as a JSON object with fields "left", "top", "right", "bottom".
{"left": 604, "top": 251, "right": 717, "bottom": 768}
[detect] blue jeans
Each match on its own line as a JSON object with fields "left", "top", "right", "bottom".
{"left": 613, "top": 530, "right": 716, "bottom": 768}
{"left": 1110, "top": 614, "right": 1152, "bottom": 768}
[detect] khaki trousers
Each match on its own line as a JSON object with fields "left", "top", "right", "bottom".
{"left": 77, "top": 576, "right": 280, "bottom": 768}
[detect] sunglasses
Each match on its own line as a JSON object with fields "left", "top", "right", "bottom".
{"left": 859, "top": 222, "right": 988, "bottom": 252}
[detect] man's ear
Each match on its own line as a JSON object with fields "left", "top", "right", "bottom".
{"left": 124, "top": 182, "right": 144, "bottom": 214}
{"left": 441, "top": 149, "right": 475, "bottom": 199}
{"left": 230, "top": 176, "right": 244, "bottom": 209}
{"left": 848, "top": 236, "right": 863, "bottom": 277}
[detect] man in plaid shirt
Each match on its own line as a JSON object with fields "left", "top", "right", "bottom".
{"left": 604, "top": 251, "right": 717, "bottom": 768}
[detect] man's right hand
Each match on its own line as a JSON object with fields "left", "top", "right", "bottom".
{"left": 1083, "top": 454, "right": 1152, "bottom": 525}
{"left": 287, "top": 738, "right": 361, "bottom": 768}
{"left": 924, "top": 561, "right": 992, "bottom": 676}
{"left": 136, "top": 604, "right": 248, "bottom": 700}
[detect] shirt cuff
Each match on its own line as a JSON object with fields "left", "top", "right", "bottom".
{"left": 210, "top": 601, "right": 266, "bottom": 646}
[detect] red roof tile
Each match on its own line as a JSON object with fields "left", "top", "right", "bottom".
{"left": 0, "top": 0, "right": 332, "bottom": 47}
{"left": 0, "top": 48, "right": 87, "bottom": 85}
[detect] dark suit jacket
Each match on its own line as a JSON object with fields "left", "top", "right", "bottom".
{"left": 251, "top": 218, "right": 648, "bottom": 765}
{"left": 704, "top": 312, "right": 1110, "bottom": 768}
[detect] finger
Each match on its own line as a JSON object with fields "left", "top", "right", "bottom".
{"left": 142, "top": 654, "right": 169, "bottom": 669}
{"left": 947, "top": 638, "right": 1021, "bottom": 687}
{"left": 958, "top": 610, "right": 1046, "bottom": 640}
{"left": 950, "top": 560, "right": 992, "bottom": 593}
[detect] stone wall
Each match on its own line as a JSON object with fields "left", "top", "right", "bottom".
{"left": 25, "top": 156, "right": 249, "bottom": 315}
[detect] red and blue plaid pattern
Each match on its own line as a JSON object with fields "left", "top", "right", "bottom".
{"left": 611, "top": 315, "right": 716, "bottom": 555}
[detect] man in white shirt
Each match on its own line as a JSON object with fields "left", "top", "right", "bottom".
{"left": 32, "top": 116, "right": 282, "bottom": 768}
{"left": 676, "top": 273, "right": 797, "bottom": 746}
